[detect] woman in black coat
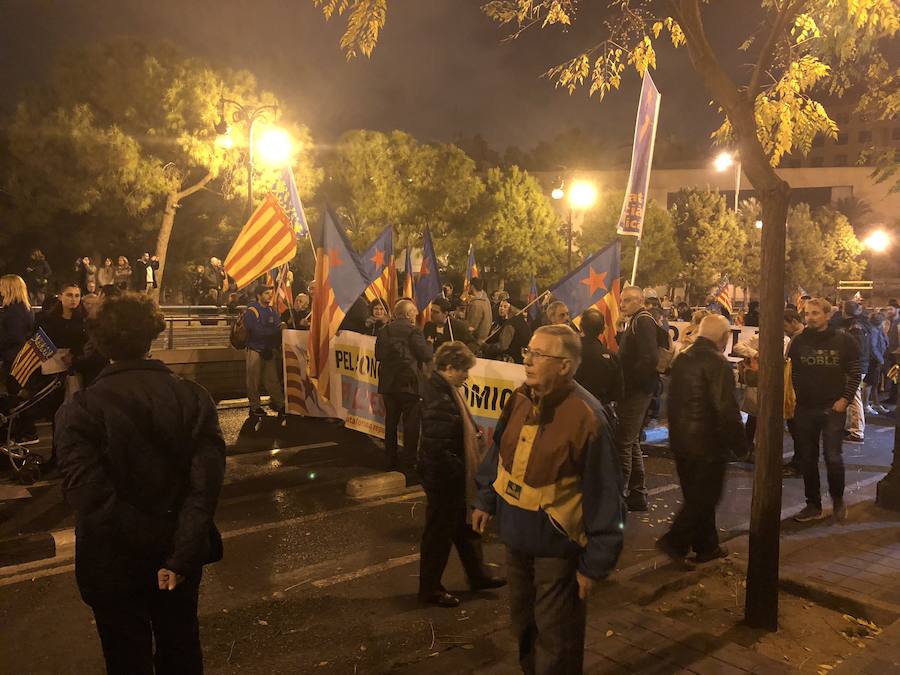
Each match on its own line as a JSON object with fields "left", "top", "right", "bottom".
{"left": 417, "top": 341, "right": 505, "bottom": 607}
{"left": 0, "top": 274, "right": 38, "bottom": 442}
{"left": 56, "top": 293, "right": 225, "bottom": 675}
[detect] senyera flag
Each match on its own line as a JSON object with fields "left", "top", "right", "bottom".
{"left": 616, "top": 71, "right": 661, "bottom": 237}
{"left": 550, "top": 241, "right": 622, "bottom": 352}
{"left": 225, "top": 193, "right": 297, "bottom": 289}
{"left": 10, "top": 328, "right": 57, "bottom": 387}
{"left": 414, "top": 228, "right": 442, "bottom": 326}
{"left": 308, "top": 209, "right": 369, "bottom": 397}
{"left": 362, "top": 226, "right": 396, "bottom": 312}
{"left": 266, "top": 265, "right": 293, "bottom": 316}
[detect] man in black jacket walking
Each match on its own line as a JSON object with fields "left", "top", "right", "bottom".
{"left": 375, "top": 298, "right": 434, "bottom": 469}
{"left": 788, "top": 298, "right": 862, "bottom": 523}
{"left": 615, "top": 286, "right": 660, "bottom": 511}
{"left": 657, "top": 315, "right": 745, "bottom": 564}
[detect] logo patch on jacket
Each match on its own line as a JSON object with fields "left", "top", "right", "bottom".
{"left": 505, "top": 480, "right": 522, "bottom": 500}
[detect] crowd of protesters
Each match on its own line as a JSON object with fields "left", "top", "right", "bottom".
{"left": 5, "top": 251, "right": 900, "bottom": 674}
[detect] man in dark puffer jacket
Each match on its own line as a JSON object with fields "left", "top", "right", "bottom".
{"left": 417, "top": 341, "right": 505, "bottom": 607}
{"left": 657, "top": 315, "right": 745, "bottom": 565}
{"left": 56, "top": 293, "right": 225, "bottom": 675}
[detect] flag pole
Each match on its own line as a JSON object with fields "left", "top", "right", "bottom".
{"left": 482, "top": 290, "right": 549, "bottom": 343}
{"left": 630, "top": 238, "right": 641, "bottom": 286}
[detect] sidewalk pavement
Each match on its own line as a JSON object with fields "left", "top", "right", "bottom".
{"left": 394, "top": 486, "right": 900, "bottom": 674}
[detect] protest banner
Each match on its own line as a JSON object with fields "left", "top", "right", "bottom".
{"left": 284, "top": 330, "right": 526, "bottom": 442}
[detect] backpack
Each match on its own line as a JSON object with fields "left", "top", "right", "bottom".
{"left": 230, "top": 307, "right": 259, "bottom": 350}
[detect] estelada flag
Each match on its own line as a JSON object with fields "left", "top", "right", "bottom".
{"left": 401, "top": 248, "right": 414, "bottom": 301}
{"left": 551, "top": 241, "right": 622, "bottom": 352}
{"left": 308, "top": 209, "right": 369, "bottom": 397}
{"left": 465, "top": 245, "right": 479, "bottom": 286}
{"left": 714, "top": 276, "right": 733, "bottom": 315}
{"left": 10, "top": 328, "right": 57, "bottom": 387}
{"left": 362, "top": 226, "right": 396, "bottom": 312}
{"left": 225, "top": 193, "right": 296, "bottom": 290}
{"left": 415, "top": 228, "right": 442, "bottom": 328}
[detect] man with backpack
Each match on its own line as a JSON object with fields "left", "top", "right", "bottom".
{"left": 375, "top": 298, "right": 434, "bottom": 470}
{"left": 240, "top": 284, "right": 284, "bottom": 418}
{"left": 616, "top": 285, "right": 666, "bottom": 511}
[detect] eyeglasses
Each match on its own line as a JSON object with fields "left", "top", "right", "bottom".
{"left": 521, "top": 347, "right": 568, "bottom": 361}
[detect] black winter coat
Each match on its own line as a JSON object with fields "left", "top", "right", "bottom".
{"left": 0, "top": 301, "right": 34, "bottom": 366}
{"left": 618, "top": 310, "right": 661, "bottom": 394}
{"left": 419, "top": 371, "right": 466, "bottom": 494}
{"left": 667, "top": 337, "right": 746, "bottom": 461}
{"left": 375, "top": 319, "right": 433, "bottom": 395}
{"left": 575, "top": 336, "right": 624, "bottom": 405}
{"left": 55, "top": 360, "right": 225, "bottom": 601}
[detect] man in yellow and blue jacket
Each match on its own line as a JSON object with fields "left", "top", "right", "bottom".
{"left": 472, "top": 324, "right": 625, "bottom": 675}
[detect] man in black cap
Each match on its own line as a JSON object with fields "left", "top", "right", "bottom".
{"left": 243, "top": 283, "right": 284, "bottom": 417}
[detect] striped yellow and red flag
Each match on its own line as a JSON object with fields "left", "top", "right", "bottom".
{"left": 596, "top": 277, "right": 622, "bottom": 353}
{"left": 225, "top": 193, "right": 296, "bottom": 290}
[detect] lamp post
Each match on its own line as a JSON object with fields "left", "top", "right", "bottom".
{"left": 216, "top": 99, "right": 289, "bottom": 217}
{"left": 552, "top": 179, "right": 598, "bottom": 271}
{"left": 714, "top": 151, "right": 741, "bottom": 212}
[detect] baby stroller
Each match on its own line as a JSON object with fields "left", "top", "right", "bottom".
{"left": 0, "top": 375, "right": 64, "bottom": 484}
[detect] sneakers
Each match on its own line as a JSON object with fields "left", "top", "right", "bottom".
{"left": 655, "top": 537, "right": 691, "bottom": 567}
{"left": 794, "top": 504, "right": 826, "bottom": 522}
{"left": 875, "top": 405, "right": 892, "bottom": 415}
{"left": 833, "top": 500, "right": 848, "bottom": 524}
{"left": 865, "top": 405, "right": 880, "bottom": 416}
{"left": 418, "top": 591, "right": 460, "bottom": 608}
{"left": 626, "top": 498, "right": 649, "bottom": 512}
{"left": 693, "top": 546, "right": 729, "bottom": 564}
{"left": 249, "top": 407, "right": 267, "bottom": 418}
{"left": 469, "top": 576, "right": 507, "bottom": 591}
{"left": 846, "top": 434, "right": 865, "bottom": 444}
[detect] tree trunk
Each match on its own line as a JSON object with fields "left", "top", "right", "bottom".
{"left": 151, "top": 170, "right": 215, "bottom": 302}
{"left": 670, "top": 0, "right": 793, "bottom": 631}
{"left": 745, "top": 183, "right": 789, "bottom": 631}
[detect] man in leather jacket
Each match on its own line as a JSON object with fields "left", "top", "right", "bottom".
{"left": 657, "top": 315, "right": 745, "bottom": 564}
{"left": 375, "top": 298, "right": 434, "bottom": 469}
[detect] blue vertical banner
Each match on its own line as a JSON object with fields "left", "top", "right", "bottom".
{"left": 616, "top": 71, "right": 661, "bottom": 237}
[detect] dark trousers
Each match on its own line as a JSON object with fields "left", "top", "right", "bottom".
{"left": 794, "top": 406, "right": 845, "bottom": 508}
{"left": 418, "top": 490, "right": 486, "bottom": 596}
{"left": 88, "top": 572, "right": 203, "bottom": 675}
{"left": 616, "top": 390, "right": 652, "bottom": 502}
{"left": 786, "top": 418, "right": 801, "bottom": 468}
{"left": 661, "top": 458, "right": 726, "bottom": 556}
{"left": 382, "top": 392, "right": 421, "bottom": 468}
{"left": 2, "top": 372, "right": 37, "bottom": 439}
{"left": 506, "top": 547, "right": 585, "bottom": 675}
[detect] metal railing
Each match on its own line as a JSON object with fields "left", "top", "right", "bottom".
{"left": 152, "top": 308, "right": 245, "bottom": 350}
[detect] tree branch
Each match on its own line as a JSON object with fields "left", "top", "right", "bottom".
{"left": 747, "top": 0, "right": 808, "bottom": 101}
{"left": 175, "top": 169, "right": 215, "bottom": 202}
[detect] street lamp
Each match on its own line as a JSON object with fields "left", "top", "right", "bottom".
{"left": 714, "top": 151, "right": 741, "bottom": 212}
{"left": 864, "top": 229, "right": 891, "bottom": 253}
{"left": 256, "top": 127, "right": 293, "bottom": 167}
{"left": 216, "top": 98, "right": 281, "bottom": 217}
{"left": 552, "top": 180, "right": 598, "bottom": 271}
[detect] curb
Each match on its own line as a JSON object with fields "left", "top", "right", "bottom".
{"left": 0, "top": 532, "right": 56, "bottom": 567}
{"left": 779, "top": 572, "right": 900, "bottom": 626}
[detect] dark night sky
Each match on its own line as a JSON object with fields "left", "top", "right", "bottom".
{"left": 0, "top": 0, "right": 757, "bottom": 155}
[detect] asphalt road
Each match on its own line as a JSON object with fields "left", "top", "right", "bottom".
{"left": 0, "top": 406, "right": 895, "bottom": 674}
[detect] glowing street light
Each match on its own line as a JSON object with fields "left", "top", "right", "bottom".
{"left": 714, "top": 151, "right": 735, "bottom": 172}
{"left": 713, "top": 150, "right": 741, "bottom": 212}
{"left": 568, "top": 180, "right": 598, "bottom": 210}
{"left": 864, "top": 229, "right": 891, "bottom": 253}
{"left": 551, "top": 186, "right": 565, "bottom": 200}
{"left": 256, "top": 127, "right": 293, "bottom": 166}
{"left": 755, "top": 220, "right": 763, "bottom": 229}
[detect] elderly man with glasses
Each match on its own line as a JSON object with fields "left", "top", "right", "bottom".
{"left": 472, "top": 324, "right": 625, "bottom": 675}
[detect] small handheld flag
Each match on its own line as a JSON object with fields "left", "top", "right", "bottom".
{"left": 465, "top": 245, "right": 479, "bottom": 286}
{"left": 10, "top": 328, "right": 57, "bottom": 387}
{"left": 714, "top": 277, "right": 733, "bottom": 315}
{"left": 528, "top": 275, "right": 539, "bottom": 324}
